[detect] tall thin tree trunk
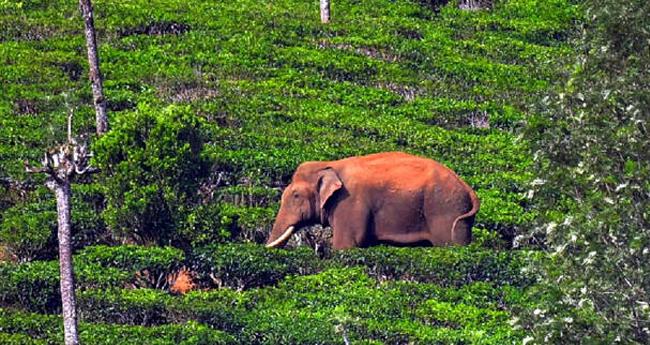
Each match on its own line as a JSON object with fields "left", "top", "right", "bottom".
{"left": 320, "top": 0, "right": 330, "bottom": 23}
{"left": 54, "top": 181, "right": 79, "bottom": 345}
{"left": 26, "top": 114, "right": 94, "bottom": 345}
{"left": 79, "top": 0, "right": 108, "bottom": 135}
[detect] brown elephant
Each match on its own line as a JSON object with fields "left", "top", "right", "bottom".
{"left": 266, "top": 152, "right": 479, "bottom": 250}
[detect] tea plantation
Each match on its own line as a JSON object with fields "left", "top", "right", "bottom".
{"left": 0, "top": 0, "right": 581, "bottom": 343}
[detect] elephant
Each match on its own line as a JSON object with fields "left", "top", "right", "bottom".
{"left": 266, "top": 152, "right": 480, "bottom": 250}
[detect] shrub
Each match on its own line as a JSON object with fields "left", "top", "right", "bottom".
{"left": 77, "top": 288, "right": 172, "bottom": 325}
{"left": 0, "top": 332, "right": 48, "bottom": 345}
{"left": 522, "top": 0, "right": 650, "bottom": 342}
{"left": 0, "top": 308, "right": 235, "bottom": 345}
{"left": 0, "top": 260, "right": 129, "bottom": 313}
{"left": 93, "top": 103, "right": 212, "bottom": 246}
{"left": 0, "top": 196, "right": 57, "bottom": 261}
{"left": 170, "top": 288, "right": 251, "bottom": 333}
{"left": 76, "top": 245, "right": 185, "bottom": 289}
{"left": 331, "top": 245, "right": 533, "bottom": 287}
{"left": 240, "top": 267, "right": 526, "bottom": 344}
{"left": 190, "top": 243, "right": 321, "bottom": 289}
{"left": 0, "top": 184, "right": 107, "bottom": 262}
{"left": 0, "top": 261, "right": 60, "bottom": 313}
{"left": 0, "top": 245, "right": 183, "bottom": 313}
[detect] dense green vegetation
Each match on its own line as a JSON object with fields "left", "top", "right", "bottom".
{"left": 521, "top": 0, "right": 650, "bottom": 342}
{"left": 1, "top": 0, "right": 623, "bottom": 343}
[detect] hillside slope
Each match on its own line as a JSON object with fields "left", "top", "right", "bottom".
{"left": 0, "top": 0, "right": 579, "bottom": 343}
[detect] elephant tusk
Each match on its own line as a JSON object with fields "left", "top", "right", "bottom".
{"left": 266, "top": 226, "right": 295, "bottom": 248}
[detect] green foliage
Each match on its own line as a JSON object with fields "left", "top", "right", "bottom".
{"left": 0, "top": 332, "right": 48, "bottom": 345}
{"left": 0, "top": 195, "right": 56, "bottom": 261}
{"left": 0, "top": 245, "right": 183, "bottom": 313}
{"left": 522, "top": 0, "right": 650, "bottom": 342}
{"left": 0, "top": 184, "right": 107, "bottom": 261}
{"left": 0, "top": 260, "right": 128, "bottom": 313}
{"left": 241, "top": 268, "right": 525, "bottom": 344}
{"left": 76, "top": 245, "right": 184, "bottom": 275}
{"left": 0, "top": 261, "right": 62, "bottom": 313}
{"left": 170, "top": 288, "right": 251, "bottom": 333}
{"left": 78, "top": 288, "right": 172, "bottom": 325}
{"left": 93, "top": 103, "right": 212, "bottom": 245}
{"left": 76, "top": 245, "right": 185, "bottom": 289}
{"left": 332, "top": 245, "right": 532, "bottom": 287}
{"left": 0, "top": 308, "right": 235, "bottom": 345}
{"left": 188, "top": 242, "right": 533, "bottom": 289}
{"left": 472, "top": 227, "right": 509, "bottom": 249}
{"left": 190, "top": 243, "right": 320, "bottom": 289}
{"left": 0, "top": 242, "right": 535, "bottom": 343}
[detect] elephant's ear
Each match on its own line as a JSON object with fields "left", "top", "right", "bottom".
{"left": 318, "top": 168, "right": 342, "bottom": 222}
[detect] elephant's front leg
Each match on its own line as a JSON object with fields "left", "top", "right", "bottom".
{"left": 329, "top": 201, "right": 371, "bottom": 249}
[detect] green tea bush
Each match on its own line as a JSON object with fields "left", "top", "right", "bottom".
{"left": 0, "top": 261, "right": 60, "bottom": 313}
{"left": 76, "top": 245, "right": 184, "bottom": 289}
{"left": 331, "top": 245, "right": 532, "bottom": 287}
{"left": 0, "top": 332, "right": 48, "bottom": 345}
{"left": 190, "top": 243, "right": 321, "bottom": 289}
{"left": 0, "top": 197, "right": 56, "bottom": 262}
{"left": 0, "top": 184, "right": 107, "bottom": 262}
{"left": 239, "top": 268, "right": 526, "bottom": 344}
{"left": 0, "top": 308, "right": 235, "bottom": 345}
{"left": 0, "top": 245, "right": 183, "bottom": 313}
{"left": 0, "top": 260, "right": 129, "bottom": 313}
{"left": 78, "top": 288, "right": 171, "bottom": 325}
{"left": 93, "top": 103, "right": 213, "bottom": 246}
{"left": 471, "top": 227, "right": 509, "bottom": 249}
{"left": 77, "top": 245, "right": 183, "bottom": 269}
{"left": 170, "top": 288, "right": 251, "bottom": 333}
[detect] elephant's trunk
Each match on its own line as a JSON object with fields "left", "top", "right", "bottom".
{"left": 266, "top": 226, "right": 295, "bottom": 248}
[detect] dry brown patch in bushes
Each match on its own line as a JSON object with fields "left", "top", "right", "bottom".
{"left": 0, "top": 245, "right": 17, "bottom": 263}
{"left": 170, "top": 267, "right": 195, "bottom": 294}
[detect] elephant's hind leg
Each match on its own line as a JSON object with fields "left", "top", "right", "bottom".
{"left": 451, "top": 215, "right": 474, "bottom": 245}
{"left": 424, "top": 214, "right": 460, "bottom": 246}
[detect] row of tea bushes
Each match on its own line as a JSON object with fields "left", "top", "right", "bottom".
{"left": 0, "top": 245, "right": 184, "bottom": 313}
{"left": 190, "top": 235, "right": 531, "bottom": 290}
{"left": 1, "top": 240, "right": 534, "bottom": 314}
{"left": 4, "top": 268, "right": 530, "bottom": 344}
{"left": 0, "top": 308, "right": 234, "bottom": 345}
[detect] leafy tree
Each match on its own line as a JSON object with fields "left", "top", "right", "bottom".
{"left": 93, "top": 104, "right": 211, "bottom": 246}
{"left": 523, "top": 0, "right": 650, "bottom": 342}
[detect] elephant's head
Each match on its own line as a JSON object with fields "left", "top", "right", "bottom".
{"left": 266, "top": 163, "right": 342, "bottom": 248}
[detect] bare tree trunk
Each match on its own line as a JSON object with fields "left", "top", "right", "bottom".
{"left": 459, "top": 0, "right": 492, "bottom": 10}
{"left": 320, "top": 0, "right": 330, "bottom": 23}
{"left": 25, "top": 114, "right": 96, "bottom": 345}
{"left": 53, "top": 181, "right": 79, "bottom": 345}
{"left": 79, "top": 0, "right": 108, "bottom": 135}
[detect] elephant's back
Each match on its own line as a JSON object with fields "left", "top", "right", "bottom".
{"left": 334, "top": 152, "right": 451, "bottom": 189}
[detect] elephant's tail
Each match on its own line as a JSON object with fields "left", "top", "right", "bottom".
{"left": 451, "top": 186, "right": 480, "bottom": 243}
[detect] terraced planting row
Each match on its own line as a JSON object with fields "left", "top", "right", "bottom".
{"left": 1, "top": 242, "right": 535, "bottom": 344}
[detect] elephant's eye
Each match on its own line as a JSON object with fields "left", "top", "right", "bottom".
{"left": 293, "top": 193, "right": 299, "bottom": 199}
